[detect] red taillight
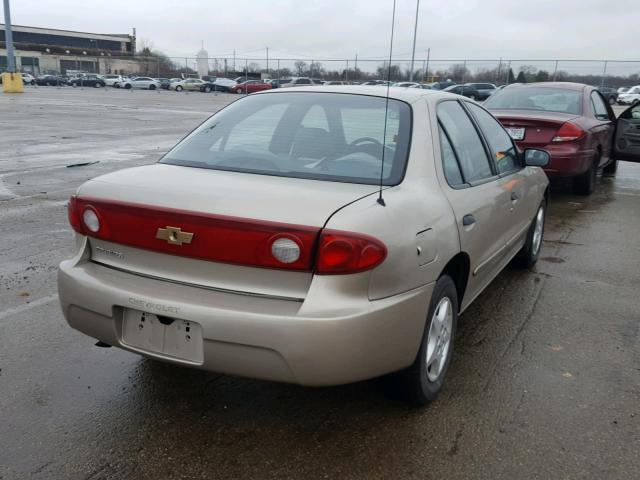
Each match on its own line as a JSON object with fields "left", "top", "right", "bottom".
{"left": 552, "top": 122, "right": 585, "bottom": 142}
{"left": 315, "top": 230, "right": 387, "bottom": 274}
{"left": 67, "top": 195, "right": 83, "bottom": 234}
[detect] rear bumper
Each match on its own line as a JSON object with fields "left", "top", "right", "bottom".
{"left": 519, "top": 142, "right": 594, "bottom": 178}
{"left": 58, "top": 257, "right": 432, "bottom": 386}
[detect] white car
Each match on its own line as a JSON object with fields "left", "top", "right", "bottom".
{"left": 617, "top": 85, "right": 640, "bottom": 105}
{"left": 20, "top": 73, "right": 36, "bottom": 85}
{"left": 102, "top": 75, "right": 126, "bottom": 88}
{"left": 126, "top": 77, "right": 161, "bottom": 90}
{"left": 279, "top": 77, "right": 315, "bottom": 88}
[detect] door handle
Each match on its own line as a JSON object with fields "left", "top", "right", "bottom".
{"left": 462, "top": 214, "right": 476, "bottom": 226}
{"left": 511, "top": 191, "right": 520, "bottom": 201}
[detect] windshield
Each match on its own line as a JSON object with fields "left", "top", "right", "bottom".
{"left": 484, "top": 87, "right": 583, "bottom": 114}
{"left": 161, "top": 92, "right": 412, "bottom": 185}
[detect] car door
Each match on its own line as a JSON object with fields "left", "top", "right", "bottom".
{"left": 613, "top": 103, "right": 640, "bottom": 163}
{"left": 436, "top": 100, "right": 515, "bottom": 308}
{"left": 464, "top": 102, "right": 536, "bottom": 260}
{"left": 589, "top": 90, "right": 614, "bottom": 167}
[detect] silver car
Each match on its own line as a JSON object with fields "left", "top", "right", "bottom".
{"left": 129, "top": 77, "right": 161, "bottom": 90}
{"left": 58, "top": 86, "right": 550, "bottom": 404}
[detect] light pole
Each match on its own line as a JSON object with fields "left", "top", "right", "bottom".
{"left": 3, "top": 0, "right": 16, "bottom": 72}
{"left": 409, "top": 0, "right": 420, "bottom": 82}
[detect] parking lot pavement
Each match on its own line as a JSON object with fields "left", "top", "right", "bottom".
{"left": 1, "top": 89, "right": 638, "bottom": 480}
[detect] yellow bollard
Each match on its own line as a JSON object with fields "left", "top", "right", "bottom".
{"left": 1, "top": 72, "right": 25, "bottom": 93}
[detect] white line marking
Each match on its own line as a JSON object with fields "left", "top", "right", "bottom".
{"left": 0, "top": 294, "right": 59, "bottom": 322}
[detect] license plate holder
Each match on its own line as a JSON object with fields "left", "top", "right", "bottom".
{"left": 506, "top": 127, "right": 525, "bottom": 140}
{"left": 122, "top": 309, "right": 204, "bottom": 363}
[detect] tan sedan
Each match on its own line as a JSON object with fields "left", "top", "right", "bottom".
{"left": 59, "top": 86, "right": 550, "bottom": 405}
{"left": 170, "top": 78, "right": 205, "bottom": 92}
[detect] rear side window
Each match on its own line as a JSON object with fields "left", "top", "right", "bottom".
{"left": 590, "top": 92, "right": 610, "bottom": 121}
{"left": 439, "top": 126, "right": 464, "bottom": 186}
{"left": 466, "top": 103, "right": 521, "bottom": 174}
{"left": 437, "top": 101, "right": 493, "bottom": 183}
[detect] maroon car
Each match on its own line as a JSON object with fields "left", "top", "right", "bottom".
{"left": 230, "top": 80, "right": 272, "bottom": 94}
{"left": 484, "top": 82, "right": 618, "bottom": 195}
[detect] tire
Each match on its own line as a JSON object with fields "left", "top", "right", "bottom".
{"left": 71, "top": 83, "right": 77, "bottom": 88}
{"left": 608, "top": 96, "right": 617, "bottom": 105}
{"left": 30, "top": 80, "right": 35, "bottom": 85}
{"left": 124, "top": 83, "right": 132, "bottom": 90}
{"left": 469, "top": 94, "right": 476, "bottom": 101}
{"left": 573, "top": 155, "right": 598, "bottom": 195}
{"left": 114, "top": 83, "right": 120, "bottom": 88}
{"left": 204, "top": 86, "right": 212, "bottom": 93}
{"left": 237, "top": 88, "right": 244, "bottom": 94}
{"left": 392, "top": 275, "right": 458, "bottom": 406}
{"left": 602, "top": 159, "right": 618, "bottom": 175}
{"left": 175, "top": 85, "right": 183, "bottom": 92}
{"left": 149, "top": 84, "right": 156, "bottom": 90}
{"left": 513, "top": 200, "right": 546, "bottom": 269}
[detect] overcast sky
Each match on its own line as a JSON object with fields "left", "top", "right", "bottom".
{"left": 7, "top": 0, "right": 638, "bottom": 66}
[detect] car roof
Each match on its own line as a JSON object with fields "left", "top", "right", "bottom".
{"left": 254, "top": 85, "right": 454, "bottom": 104}
{"left": 503, "top": 82, "right": 588, "bottom": 91}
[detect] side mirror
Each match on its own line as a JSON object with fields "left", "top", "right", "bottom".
{"left": 524, "top": 148, "right": 550, "bottom": 167}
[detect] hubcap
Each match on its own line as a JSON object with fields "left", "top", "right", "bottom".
{"left": 425, "top": 297, "right": 453, "bottom": 382}
{"left": 532, "top": 206, "right": 544, "bottom": 256}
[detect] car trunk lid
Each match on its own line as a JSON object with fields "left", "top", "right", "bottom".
{"left": 76, "top": 164, "right": 379, "bottom": 299}
{"left": 490, "top": 109, "right": 581, "bottom": 147}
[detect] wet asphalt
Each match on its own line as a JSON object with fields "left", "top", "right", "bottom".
{"left": 0, "top": 88, "right": 638, "bottom": 480}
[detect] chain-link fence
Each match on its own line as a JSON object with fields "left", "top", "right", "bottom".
{"left": 23, "top": 52, "right": 640, "bottom": 88}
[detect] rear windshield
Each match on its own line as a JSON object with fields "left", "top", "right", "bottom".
{"left": 484, "top": 87, "right": 582, "bottom": 114}
{"left": 161, "top": 92, "right": 412, "bottom": 185}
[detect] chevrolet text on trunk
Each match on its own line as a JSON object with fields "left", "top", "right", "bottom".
{"left": 60, "top": 85, "right": 557, "bottom": 405}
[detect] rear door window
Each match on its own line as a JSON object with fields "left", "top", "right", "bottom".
{"left": 437, "top": 101, "right": 494, "bottom": 183}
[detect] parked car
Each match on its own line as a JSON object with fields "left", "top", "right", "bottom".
{"left": 429, "top": 81, "right": 456, "bottom": 90}
{"left": 102, "top": 74, "right": 126, "bottom": 88}
{"left": 170, "top": 78, "right": 206, "bottom": 92}
{"left": 484, "top": 82, "right": 619, "bottom": 194}
{"left": 123, "top": 77, "right": 162, "bottom": 90}
{"left": 617, "top": 87, "right": 629, "bottom": 94}
{"left": 361, "top": 80, "right": 386, "bottom": 85}
{"left": 279, "top": 77, "right": 315, "bottom": 88}
{"left": 409, "top": 84, "right": 433, "bottom": 89}
{"left": 324, "top": 81, "right": 346, "bottom": 86}
{"left": 616, "top": 85, "right": 640, "bottom": 105}
{"left": 443, "top": 84, "right": 482, "bottom": 100}
{"left": 59, "top": 86, "right": 559, "bottom": 406}
{"left": 154, "top": 78, "right": 171, "bottom": 90}
{"left": 229, "top": 80, "right": 272, "bottom": 94}
{"left": 392, "top": 82, "right": 421, "bottom": 88}
{"left": 35, "top": 74, "right": 67, "bottom": 86}
{"left": 200, "top": 78, "right": 236, "bottom": 93}
{"left": 20, "top": 73, "right": 36, "bottom": 85}
{"left": 68, "top": 75, "right": 106, "bottom": 88}
{"left": 465, "top": 83, "right": 497, "bottom": 100}
{"left": 597, "top": 86, "right": 619, "bottom": 105}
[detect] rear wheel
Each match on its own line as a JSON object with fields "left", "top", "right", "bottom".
{"left": 513, "top": 200, "right": 546, "bottom": 269}
{"left": 149, "top": 84, "right": 156, "bottom": 90}
{"left": 204, "top": 86, "right": 212, "bottom": 93}
{"left": 124, "top": 83, "right": 132, "bottom": 90}
{"left": 175, "top": 85, "right": 183, "bottom": 92}
{"left": 393, "top": 275, "right": 458, "bottom": 406}
{"left": 608, "top": 96, "right": 617, "bottom": 105}
{"left": 237, "top": 88, "right": 245, "bottom": 94}
{"left": 573, "top": 155, "right": 598, "bottom": 195}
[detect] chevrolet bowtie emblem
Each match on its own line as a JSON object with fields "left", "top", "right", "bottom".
{"left": 156, "top": 226, "right": 194, "bottom": 246}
